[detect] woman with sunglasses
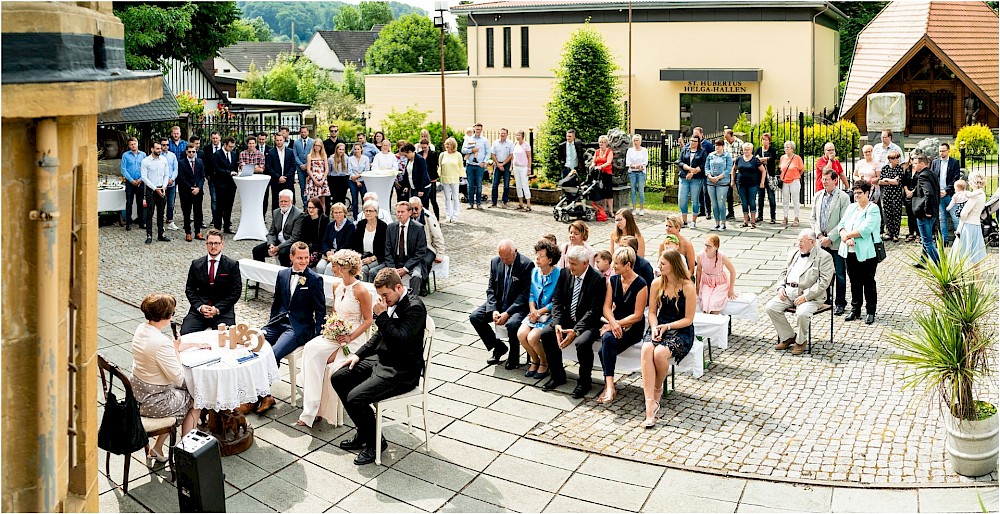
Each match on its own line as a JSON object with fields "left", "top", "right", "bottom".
{"left": 878, "top": 152, "right": 905, "bottom": 242}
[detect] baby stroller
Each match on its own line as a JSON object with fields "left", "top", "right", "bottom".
{"left": 982, "top": 188, "right": 1000, "bottom": 248}
{"left": 552, "top": 168, "right": 600, "bottom": 223}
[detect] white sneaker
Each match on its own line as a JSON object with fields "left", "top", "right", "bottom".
{"left": 687, "top": 221, "right": 696, "bottom": 229}
{"left": 166, "top": 221, "right": 179, "bottom": 231}
{"left": 638, "top": 209, "right": 645, "bottom": 216}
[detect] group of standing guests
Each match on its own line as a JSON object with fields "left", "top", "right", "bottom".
{"left": 460, "top": 124, "right": 534, "bottom": 212}
{"left": 469, "top": 210, "right": 743, "bottom": 429}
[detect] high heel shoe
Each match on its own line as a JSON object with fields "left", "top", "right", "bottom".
{"left": 147, "top": 447, "right": 168, "bottom": 464}
{"left": 641, "top": 399, "right": 660, "bottom": 428}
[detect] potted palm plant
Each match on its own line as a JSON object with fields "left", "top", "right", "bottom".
{"left": 890, "top": 242, "right": 998, "bottom": 477}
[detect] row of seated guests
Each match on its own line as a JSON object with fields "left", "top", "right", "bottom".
{"left": 470, "top": 239, "right": 698, "bottom": 428}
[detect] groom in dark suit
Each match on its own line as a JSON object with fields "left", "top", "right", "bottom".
{"left": 331, "top": 267, "right": 427, "bottom": 465}
{"left": 250, "top": 242, "right": 326, "bottom": 414}
{"left": 540, "top": 245, "right": 607, "bottom": 398}
{"left": 181, "top": 229, "right": 242, "bottom": 335}
{"left": 469, "top": 239, "right": 534, "bottom": 369}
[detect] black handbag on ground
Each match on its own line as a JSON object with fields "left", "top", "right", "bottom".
{"left": 98, "top": 374, "right": 148, "bottom": 455}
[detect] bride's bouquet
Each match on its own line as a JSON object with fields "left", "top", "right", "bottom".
{"left": 322, "top": 312, "right": 354, "bottom": 356}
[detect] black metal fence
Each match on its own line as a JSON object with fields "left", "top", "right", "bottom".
{"left": 960, "top": 152, "right": 999, "bottom": 197}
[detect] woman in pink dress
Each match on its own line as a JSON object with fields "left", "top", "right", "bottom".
{"left": 695, "top": 234, "right": 738, "bottom": 314}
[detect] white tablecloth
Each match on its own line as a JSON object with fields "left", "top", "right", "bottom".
{"left": 720, "top": 293, "right": 759, "bottom": 321}
{"left": 97, "top": 188, "right": 126, "bottom": 212}
{"left": 361, "top": 171, "right": 397, "bottom": 208}
{"left": 694, "top": 312, "right": 729, "bottom": 350}
{"left": 180, "top": 330, "right": 280, "bottom": 411}
{"left": 234, "top": 175, "right": 270, "bottom": 241}
{"left": 238, "top": 258, "right": 377, "bottom": 306}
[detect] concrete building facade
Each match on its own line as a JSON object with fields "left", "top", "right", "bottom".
{"left": 365, "top": 0, "right": 843, "bottom": 137}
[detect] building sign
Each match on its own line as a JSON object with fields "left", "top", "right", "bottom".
{"left": 683, "top": 81, "right": 747, "bottom": 93}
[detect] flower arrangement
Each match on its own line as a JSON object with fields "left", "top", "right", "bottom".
{"left": 322, "top": 312, "right": 354, "bottom": 356}
{"left": 175, "top": 90, "right": 206, "bottom": 117}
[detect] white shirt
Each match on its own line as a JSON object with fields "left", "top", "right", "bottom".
{"left": 289, "top": 268, "right": 306, "bottom": 296}
{"left": 276, "top": 145, "right": 286, "bottom": 170}
{"left": 363, "top": 228, "right": 376, "bottom": 254}
{"left": 372, "top": 152, "right": 398, "bottom": 171}
{"left": 785, "top": 253, "right": 812, "bottom": 287}
{"left": 277, "top": 208, "right": 290, "bottom": 243}
{"left": 626, "top": 147, "right": 648, "bottom": 171}
{"left": 387, "top": 289, "right": 408, "bottom": 318}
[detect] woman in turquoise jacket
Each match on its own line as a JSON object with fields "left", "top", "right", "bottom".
{"left": 836, "top": 179, "right": 882, "bottom": 325}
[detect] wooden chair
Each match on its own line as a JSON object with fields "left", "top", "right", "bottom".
{"left": 777, "top": 283, "right": 835, "bottom": 354}
{"left": 97, "top": 354, "right": 178, "bottom": 493}
{"left": 374, "top": 315, "right": 435, "bottom": 465}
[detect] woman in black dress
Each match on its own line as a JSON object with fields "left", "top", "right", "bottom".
{"left": 596, "top": 246, "right": 648, "bottom": 404}
{"left": 878, "top": 151, "right": 905, "bottom": 241}
{"left": 640, "top": 249, "right": 696, "bottom": 428}
{"left": 300, "top": 197, "right": 330, "bottom": 268}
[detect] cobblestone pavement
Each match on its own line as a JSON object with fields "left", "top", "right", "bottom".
{"left": 97, "top": 193, "right": 998, "bottom": 511}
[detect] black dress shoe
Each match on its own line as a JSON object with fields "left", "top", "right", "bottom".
{"left": 157, "top": 236, "right": 171, "bottom": 242}
{"left": 865, "top": 314, "right": 875, "bottom": 325}
{"left": 844, "top": 311, "right": 861, "bottom": 322}
{"left": 571, "top": 382, "right": 593, "bottom": 399}
{"left": 354, "top": 448, "right": 377, "bottom": 465}
{"left": 486, "top": 344, "right": 507, "bottom": 365}
{"left": 339, "top": 436, "right": 365, "bottom": 451}
{"left": 833, "top": 306, "right": 845, "bottom": 316}
{"left": 125, "top": 224, "right": 131, "bottom": 231}
{"left": 504, "top": 360, "right": 521, "bottom": 370}
{"left": 542, "top": 377, "right": 566, "bottom": 390}
{"left": 145, "top": 237, "right": 153, "bottom": 244}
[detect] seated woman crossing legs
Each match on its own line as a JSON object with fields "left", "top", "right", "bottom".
{"left": 596, "top": 247, "right": 648, "bottom": 404}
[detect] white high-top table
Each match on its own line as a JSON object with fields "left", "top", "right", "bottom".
{"left": 233, "top": 175, "right": 270, "bottom": 241}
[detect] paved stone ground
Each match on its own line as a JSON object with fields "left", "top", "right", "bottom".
{"left": 97, "top": 193, "right": 998, "bottom": 512}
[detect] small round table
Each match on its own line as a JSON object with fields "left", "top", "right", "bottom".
{"left": 233, "top": 175, "right": 270, "bottom": 241}
{"left": 361, "top": 171, "right": 397, "bottom": 209}
{"left": 180, "top": 330, "right": 279, "bottom": 455}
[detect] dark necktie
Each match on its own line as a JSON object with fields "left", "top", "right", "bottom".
{"left": 502, "top": 265, "right": 512, "bottom": 308}
{"left": 398, "top": 224, "right": 406, "bottom": 261}
{"left": 190, "top": 159, "right": 195, "bottom": 173}
{"left": 208, "top": 259, "right": 216, "bottom": 286}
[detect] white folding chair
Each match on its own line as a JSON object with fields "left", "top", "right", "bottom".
{"left": 284, "top": 347, "right": 304, "bottom": 407}
{"left": 374, "top": 315, "right": 435, "bottom": 465}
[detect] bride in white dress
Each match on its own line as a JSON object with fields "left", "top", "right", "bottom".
{"left": 297, "top": 249, "right": 373, "bottom": 427}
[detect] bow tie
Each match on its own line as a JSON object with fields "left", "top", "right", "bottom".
{"left": 291, "top": 271, "right": 305, "bottom": 276}
{"left": 800, "top": 253, "right": 811, "bottom": 258}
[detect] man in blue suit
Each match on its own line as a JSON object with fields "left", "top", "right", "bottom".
{"left": 249, "top": 242, "right": 326, "bottom": 414}
{"left": 267, "top": 133, "right": 297, "bottom": 217}
{"left": 932, "top": 142, "right": 961, "bottom": 244}
{"left": 469, "top": 239, "right": 535, "bottom": 369}
{"left": 293, "top": 126, "right": 314, "bottom": 207}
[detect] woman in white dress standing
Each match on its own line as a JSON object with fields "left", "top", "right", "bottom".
{"left": 297, "top": 249, "right": 373, "bottom": 427}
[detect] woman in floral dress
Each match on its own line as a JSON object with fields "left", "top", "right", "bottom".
{"left": 306, "top": 140, "right": 331, "bottom": 212}
{"left": 877, "top": 151, "right": 905, "bottom": 241}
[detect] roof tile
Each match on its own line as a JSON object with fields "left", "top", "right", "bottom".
{"left": 316, "top": 30, "right": 379, "bottom": 66}
{"left": 217, "top": 42, "right": 301, "bottom": 73}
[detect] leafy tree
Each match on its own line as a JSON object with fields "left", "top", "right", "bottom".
{"left": 341, "top": 63, "right": 366, "bottom": 102}
{"left": 538, "top": 22, "right": 624, "bottom": 179}
{"left": 832, "top": 2, "right": 888, "bottom": 82}
{"left": 236, "top": 1, "right": 424, "bottom": 42}
{"left": 334, "top": 5, "right": 364, "bottom": 31}
{"left": 360, "top": 1, "right": 394, "bottom": 29}
{"left": 365, "top": 14, "right": 467, "bottom": 74}
{"left": 229, "top": 16, "right": 273, "bottom": 42}
{"left": 116, "top": 1, "right": 244, "bottom": 71}
{"left": 237, "top": 55, "right": 337, "bottom": 105}
{"left": 315, "top": 88, "right": 362, "bottom": 123}
{"left": 381, "top": 107, "right": 429, "bottom": 143}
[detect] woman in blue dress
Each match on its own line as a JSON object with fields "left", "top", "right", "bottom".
{"left": 517, "top": 240, "right": 561, "bottom": 380}
{"left": 595, "top": 246, "right": 648, "bottom": 404}
{"left": 640, "top": 249, "right": 696, "bottom": 428}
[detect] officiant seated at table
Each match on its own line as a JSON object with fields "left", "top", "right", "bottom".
{"left": 181, "top": 229, "right": 242, "bottom": 335}
{"left": 242, "top": 242, "right": 326, "bottom": 415}
{"left": 131, "top": 293, "right": 210, "bottom": 462}
{"left": 297, "top": 249, "right": 373, "bottom": 427}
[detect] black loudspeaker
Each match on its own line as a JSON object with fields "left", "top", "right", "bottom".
{"left": 175, "top": 430, "right": 226, "bottom": 512}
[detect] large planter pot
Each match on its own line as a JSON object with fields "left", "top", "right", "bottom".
{"left": 529, "top": 187, "right": 562, "bottom": 205}
{"left": 945, "top": 412, "right": 999, "bottom": 477}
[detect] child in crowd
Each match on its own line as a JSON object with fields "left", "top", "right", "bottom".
{"left": 656, "top": 234, "right": 687, "bottom": 276}
{"left": 695, "top": 234, "right": 738, "bottom": 314}
{"left": 595, "top": 250, "right": 615, "bottom": 281}
{"left": 947, "top": 179, "right": 968, "bottom": 239}
{"left": 461, "top": 127, "right": 476, "bottom": 164}
{"left": 540, "top": 233, "right": 557, "bottom": 247}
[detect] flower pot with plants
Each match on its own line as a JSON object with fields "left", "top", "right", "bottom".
{"left": 528, "top": 175, "right": 561, "bottom": 205}
{"left": 890, "top": 241, "right": 998, "bottom": 477}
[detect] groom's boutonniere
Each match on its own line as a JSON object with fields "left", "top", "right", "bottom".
{"left": 298, "top": 276, "right": 307, "bottom": 286}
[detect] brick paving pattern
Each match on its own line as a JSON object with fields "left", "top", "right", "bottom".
{"left": 97, "top": 193, "right": 998, "bottom": 511}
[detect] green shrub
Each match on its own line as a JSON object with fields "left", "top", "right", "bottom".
{"left": 380, "top": 107, "right": 429, "bottom": 144}
{"left": 955, "top": 124, "right": 998, "bottom": 160}
{"left": 803, "top": 120, "right": 860, "bottom": 157}
{"left": 420, "top": 122, "right": 464, "bottom": 150}
{"left": 319, "top": 119, "right": 364, "bottom": 141}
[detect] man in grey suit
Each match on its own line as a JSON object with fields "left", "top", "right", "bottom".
{"left": 811, "top": 168, "right": 851, "bottom": 315}
{"left": 252, "top": 189, "right": 303, "bottom": 266}
{"left": 293, "top": 126, "right": 314, "bottom": 207}
{"left": 766, "top": 229, "right": 834, "bottom": 355}
{"left": 384, "top": 201, "right": 428, "bottom": 295}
